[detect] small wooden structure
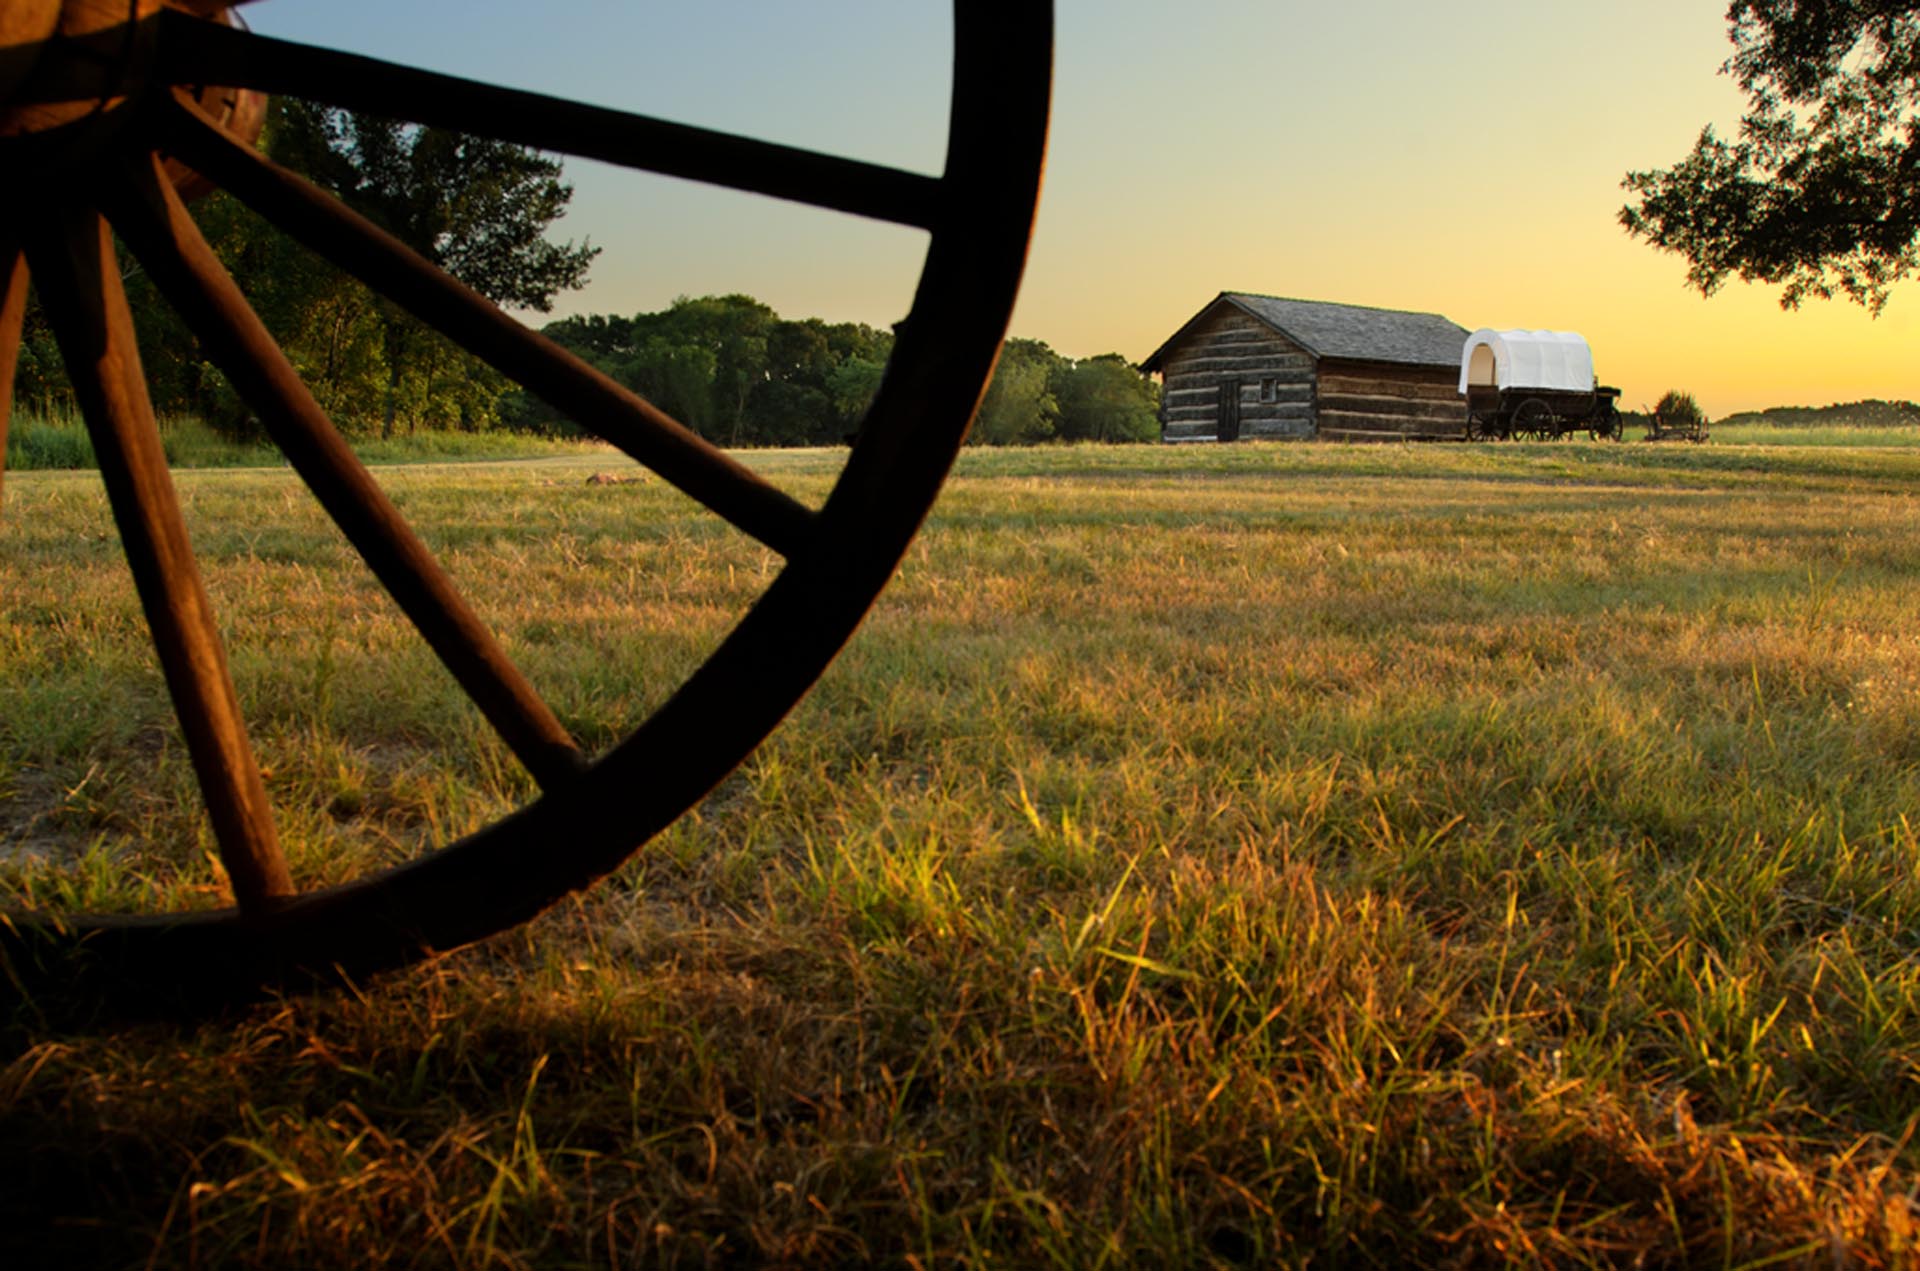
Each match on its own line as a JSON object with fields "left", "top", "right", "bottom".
{"left": 1459, "top": 329, "right": 1622, "bottom": 441}
{"left": 1141, "top": 292, "right": 1469, "bottom": 443}
{"left": 1644, "top": 400, "right": 1708, "bottom": 443}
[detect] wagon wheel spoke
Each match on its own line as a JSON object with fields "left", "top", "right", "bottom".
{"left": 0, "top": 1, "right": 1051, "bottom": 1005}
{"left": 151, "top": 10, "right": 943, "bottom": 229}
{"left": 1511, "top": 398, "right": 1552, "bottom": 442}
{"left": 23, "top": 206, "right": 293, "bottom": 913}
{"left": 0, "top": 243, "right": 27, "bottom": 503}
{"left": 100, "top": 151, "right": 587, "bottom": 791}
{"left": 159, "top": 94, "right": 817, "bottom": 558}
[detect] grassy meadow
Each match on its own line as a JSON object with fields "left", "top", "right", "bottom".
{"left": 3, "top": 439, "right": 1920, "bottom": 1267}
{"left": 1704, "top": 423, "right": 1920, "bottom": 449}
{"left": 4, "top": 406, "right": 606, "bottom": 472}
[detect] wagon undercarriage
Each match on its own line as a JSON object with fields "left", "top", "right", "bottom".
{"left": 1465, "top": 385, "right": 1624, "bottom": 441}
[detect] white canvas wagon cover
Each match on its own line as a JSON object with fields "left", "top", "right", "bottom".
{"left": 1459, "top": 329, "right": 1596, "bottom": 394}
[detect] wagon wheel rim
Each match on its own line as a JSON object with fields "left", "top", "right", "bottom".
{"left": 1510, "top": 397, "right": 1552, "bottom": 442}
{"left": 0, "top": 1, "right": 1052, "bottom": 1008}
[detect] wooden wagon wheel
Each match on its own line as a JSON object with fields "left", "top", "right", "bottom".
{"left": 1587, "top": 404, "right": 1622, "bottom": 442}
{"left": 0, "top": 0, "right": 1051, "bottom": 1009}
{"left": 1510, "top": 397, "right": 1553, "bottom": 442}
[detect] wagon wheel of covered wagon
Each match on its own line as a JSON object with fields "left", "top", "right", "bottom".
{"left": 1510, "top": 397, "right": 1554, "bottom": 442}
{"left": 0, "top": 0, "right": 1051, "bottom": 1009}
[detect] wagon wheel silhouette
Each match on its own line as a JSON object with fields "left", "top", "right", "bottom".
{"left": 0, "top": 0, "right": 1051, "bottom": 1007}
{"left": 1509, "top": 397, "right": 1553, "bottom": 442}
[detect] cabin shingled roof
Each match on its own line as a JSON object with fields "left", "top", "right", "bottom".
{"left": 1142, "top": 292, "right": 1469, "bottom": 372}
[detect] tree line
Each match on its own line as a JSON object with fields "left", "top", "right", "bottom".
{"left": 526, "top": 314, "right": 1159, "bottom": 448}
{"left": 1716, "top": 399, "right": 1920, "bottom": 429}
{"left": 10, "top": 99, "right": 1159, "bottom": 449}
{"left": 14, "top": 98, "right": 593, "bottom": 440}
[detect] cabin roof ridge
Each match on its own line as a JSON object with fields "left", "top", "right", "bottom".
{"left": 1221, "top": 289, "right": 1454, "bottom": 323}
{"left": 1143, "top": 291, "right": 1469, "bottom": 374}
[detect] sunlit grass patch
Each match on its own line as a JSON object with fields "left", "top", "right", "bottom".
{"left": 1711, "top": 423, "right": 1920, "bottom": 448}
{"left": 3, "top": 441, "right": 1918, "bottom": 1266}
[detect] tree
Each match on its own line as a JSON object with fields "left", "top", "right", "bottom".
{"left": 825, "top": 356, "right": 886, "bottom": 432}
{"left": 280, "top": 100, "right": 598, "bottom": 433}
{"left": 969, "top": 338, "right": 1060, "bottom": 445}
{"left": 523, "top": 298, "right": 894, "bottom": 445}
{"left": 622, "top": 336, "right": 719, "bottom": 436}
{"left": 13, "top": 100, "right": 377, "bottom": 437}
{"left": 622, "top": 294, "right": 774, "bottom": 444}
{"left": 1050, "top": 354, "right": 1160, "bottom": 443}
{"left": 184, "top": 124, "right": 389, "bottom": 432}
{"left": 1621, "top": 3, "right": 1920, "bottom": 312}
{"left": 816, "top": 321, "right": 892, "bottom": 438}
{"left": 12, "top": 101, "right": 594, "bottom": 439}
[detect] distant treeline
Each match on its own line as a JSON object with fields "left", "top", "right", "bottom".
{"left": 8, "top": 99, "right": 1157, "bottom": 450}
{"left": 1715, "top": 399, "right": 1920, "bottom": 428}
{"left": 516, "top": 300, "right": 1161, "bottom": 448}
{"left": 16, "top": 273, "right": 1157, "bottom": 449}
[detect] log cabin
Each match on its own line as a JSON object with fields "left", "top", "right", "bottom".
{"left": 1141, "top": 292, "right": 1470, "bottom": 442}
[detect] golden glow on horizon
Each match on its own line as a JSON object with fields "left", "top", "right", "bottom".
{"left": 247, "top": 0, "right": 1916, "bottom": 419}
{"left": 1009, "top": 1, "right": 1917, "bottom": 417}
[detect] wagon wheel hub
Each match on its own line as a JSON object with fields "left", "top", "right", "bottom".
{"left": 0, "top": 1, "right": 261, "bottom": 188}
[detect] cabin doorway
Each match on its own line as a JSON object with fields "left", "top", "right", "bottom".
{"left": 1218, "top": 380, "right": 1242, "bottom": 442}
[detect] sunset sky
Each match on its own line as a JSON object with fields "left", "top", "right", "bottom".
{"left": 246, "top": 0, "right": 1918, "bottom": 418}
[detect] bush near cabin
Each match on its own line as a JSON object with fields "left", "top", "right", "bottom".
{"left": 1654, "top": 390, "right": 1707, "bottom": 434}
{"left": 968, "top": 339, "right": 1161, "bottom": 447}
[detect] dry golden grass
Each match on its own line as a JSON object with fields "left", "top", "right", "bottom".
{"left": 3, "top": 440, "right": 1919, "bottom": 1267}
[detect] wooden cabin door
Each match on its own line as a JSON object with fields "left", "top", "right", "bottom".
{"left": 1218, "top": 380, "right": 1242, "bottom": 442}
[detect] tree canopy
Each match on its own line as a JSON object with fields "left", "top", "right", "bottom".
{"left": 1621, "top": 2, "right": 1920, "bottom": 311}
{"left": 283, "top": 103, "right": 597, "bottom": 313}
{"left": 963, "top": 340, "right": 1163, "bottom": 446}
{"left": 11, "top": 99, "right": 1161, "bottom": 450}
{"left": 524, "top": 313, "right": 1159, "bottom": 449}
{"left": 1050, "top": 354, "right": 1161, "bottom": 443}
{"left": 522, "top": 296, "right": 893, "bottom": 447}
{"left": 14, "top": 98, "right": 597, "bottom": 438}
{"left": 276, "top": 100, "right": 598, "bottom": 435}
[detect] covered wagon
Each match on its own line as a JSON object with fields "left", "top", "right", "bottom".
{"left": 1459, "top": 329, "right": 1622, "bottom": 441}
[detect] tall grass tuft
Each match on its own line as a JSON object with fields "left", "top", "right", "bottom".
{"left": 6, "top": 406, "right": 97, "bottom": 469}
{"left": 4, "top": 407, "right": 276, "bottom": 470}
{"left": 4, "top": 408, "right": 610, "bottom": 472}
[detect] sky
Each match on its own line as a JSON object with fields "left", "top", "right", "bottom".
{"left": 243, "top": 0, "right": 1919, "bottom": 418}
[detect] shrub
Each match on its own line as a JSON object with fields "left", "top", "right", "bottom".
{"left": 158, "top": 415, "right": 278, "bottom": 468}
{"left": 5, "top": 409, "right": 96, "bottom": 470}
{"left": 1654, "top": 390, "right": 1706, "bottom": 432}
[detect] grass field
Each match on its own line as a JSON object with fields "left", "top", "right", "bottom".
{"left": 3, "top": 440, "right": 1919, "bottom": 1267}
{"left": 1702, "top": 424, "right": 1920, "bottom": 448}
{"left": 4, "top": 407, "right": 608, "bottom": 471}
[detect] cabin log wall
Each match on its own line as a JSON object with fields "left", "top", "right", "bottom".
{"left": 1314, "top": 359, "right": 1467, "bottom": 442}
{"left": 1156, "top": 308, "right": 1315, "bottom": 442}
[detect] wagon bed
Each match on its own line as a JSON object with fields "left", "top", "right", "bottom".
{"left": 1465, "top": 383, "right": 1623, "bottom": 441}
{"left": 1458, "top": 328, "right": 1622, "bottom": 441}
